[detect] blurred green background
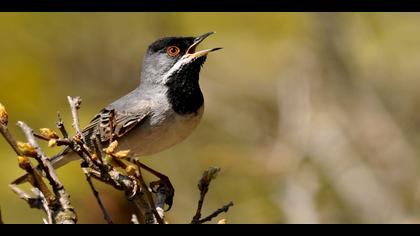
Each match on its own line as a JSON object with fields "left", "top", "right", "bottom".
{"left": 2, "top": 13, "right": 420, "bottom": 224}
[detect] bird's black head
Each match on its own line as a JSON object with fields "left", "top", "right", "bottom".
{"left": 140, "top": 32, "right": 221, "bottom": 115}
{"left": 140, "top": 32, "right": 221, "bottom": 85}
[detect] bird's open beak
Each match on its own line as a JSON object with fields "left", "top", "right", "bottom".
{"left": 186, "top": 32, "right": 222, "bottom": 59}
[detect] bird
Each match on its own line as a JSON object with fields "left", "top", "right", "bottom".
{"left": 15, "top": 32, "right": 221, "bottom": 184}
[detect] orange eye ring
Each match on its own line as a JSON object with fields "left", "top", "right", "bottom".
{"left": 167, "top": 46, "right": 180, "bottom": 57}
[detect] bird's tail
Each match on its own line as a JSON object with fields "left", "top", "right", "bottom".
{"left": 12, "top": 147, "right": 77, "bottom": 185}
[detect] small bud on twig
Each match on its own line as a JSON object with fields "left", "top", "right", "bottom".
{"left": 198, "top": 167, "right": 220, "bottom": 191}
{"left": 218, "top": 219, "right": 227, "bottom": 224}
{"left": 17, "top": 156, "right": 31, "bottom": 170}
{"left": 114, "top": 150, "right": 130, "bottom": 159}
{"left": 91, "top": 153, "right": 98, "bottom": 162}
{"left": 0, "top": 102, "right": 8, "bottom": 126}
{"left": 48, "top": 139, "right": 57, "bottom": 148}
{"left": 104, "top": 140, "right": 118, "bottom": 155}
{"left": 17, "top": 141, "right": 37, "bottom": 157}
{"left": 39, "top": 128, "right": 59, "bottom": 139}
{"left": 125, "top": 165, "right": 137, "bottom": 176}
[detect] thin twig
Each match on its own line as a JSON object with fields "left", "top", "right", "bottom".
{"left": 67, "top": 97, "right": 170, "bottom": 224}
{"left": 32, "top": 188, "right": 53, "bottom": 224}
{"left": 84, "top": 167, "right": 114, "bottom": 224}
{"left": 9, "top": 184, "right": 43, "bottom": 209}
{"left": 1, "top": 122, "right": 46, "bottom": 192}
{"left": 135, "top": 161, "right": 164, "bottom": 224}
{"left": 191, "top": 167, "right": 221, "bottom": 224}
{"left": 131, "top": 194, "right": 157, "bottom": 224}
{"left": 0, "top": 124, "right": 21, "bottom": 155}
{"left": 109, "top": 158, "right": 160, "bottom": 224}
{"left": 33, "top": 133, "right": 50, "bottom": 141}
{"left": 196, "top": 202, "right": 234, "bottom": 224}
{"left": 16, "top": 121, "right": 77, "bottom": 224}
{"left": 5, "top": 121, "right": 55, "bottom": 201}
{"left": 67, "top": 96, "right": 83, "bottom": 141}
{"left": 17, "top": 121, "right": 63, "bottom": 192}
{"left": 56, "top": 112, "right": 68, "bottom": 138}
{"left": 14, "top": 159, "right": 53, "bottom": 201}
{"left": 67, "top": 96, "right": 113, "bottom": 224}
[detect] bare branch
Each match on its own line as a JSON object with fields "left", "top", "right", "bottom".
{"left": 85, "top": 151, "right": 158, "bottom": 224}
{"left": 135, "top": 162, "right": 164, "bottom": 224}
{"left": 0, "top": 102, "right": 8, "bottom": 126}
{"left": 67, "top": 96, "right": 83, "bottom": 140}
{"left": 192, "top": 167, "right": 221, "bottom": 223}
{"left": 32, "top": 188, "right": 53, "bottom": 224}
{"left": 0, "top": 115, "right": 54, "bottom": 201}
{"left": 15, "top": 121, "right": 77, "bottom": 224}
{"left": 196, "top": 202, "right": 234, "bottom": 224}
{"left": 56, "top": 112, "right": 69, "bottom": 138}
{"left": 66, "top": 96, "right": 113, "bottom": 224}
{"left": 0, "top": 124, "right": 21, "bottom": 157}
{"left": 2, "top": 99, "right": 232, "bottom": 224}
{"left": 84, "top": 167, "right": 114, "bottom": 224}
{"left": 9, "top": 184, "right": 43, "bottom": 210}
{"left": 17, "top": 121, "right": 63, "bottom": 192}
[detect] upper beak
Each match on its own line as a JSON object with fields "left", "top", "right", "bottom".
{"left": 186, "top": 32, "right": 222, "bottom": 59}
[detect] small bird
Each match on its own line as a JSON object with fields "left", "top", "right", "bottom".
{"left": 35, "top": 32, "right": 220, "bottom": 171}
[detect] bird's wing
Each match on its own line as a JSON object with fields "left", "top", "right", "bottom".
{"left": 82, "top": 105, "right": 151, "bottom": 145}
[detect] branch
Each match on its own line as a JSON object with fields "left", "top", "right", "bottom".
{"left": 196, "top": 202, "right": 234, "bottom": 224}
{"left": 106, "top": 157, "right": 160, "bottom": 224}
{"left": 134, "top": 160, "right": 164, "bottom": 224}
{"left": 105, "top": 166, "right": 158, "bottom": 224}
{"left": 67, "top": 96, "right": 84, "bottom": 141}
{"left": 1, "top": 103, "right": 76, "bottom": 224}
{"left": 191, "top": 167, "right": 233, "bottom": 224}
{"left": 191, "top": 167, "right": 220, "bottom": 223}
{"left": 10, "top": 183, "right": 45, "bottom": 211}
{"left": 16, "top": 121, "right": 77, "bottom": 224}
{"left": 86, "top": 156, "right": 158, "bottom": 224}
{"left": 65, "top": 96, "right": 113, "bottom": 224}
{"left": 84, "top": 168, "right": 114, "bottom": 224}
{"left": 32, "top": 188, "right": 53, "bottom": 224}
{"left": 17, "top": 121, "right": 63, "bottom": 191}
{"left": 0, "top": 103, "right": 21, "bottom": 156}
{"left": 0, "top": 116, "right": 45, "bottom": 194}
{"left": 2, "top": 100, "right": 234, "bottom": 224}
{"left": 56, "top": 112, "right": 68, "bottom": 138}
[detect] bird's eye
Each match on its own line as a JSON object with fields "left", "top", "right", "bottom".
{"left": 167, "top": 46, "right": 180, "bottom": 57}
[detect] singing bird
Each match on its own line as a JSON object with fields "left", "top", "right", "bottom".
{"left": 15, "top": 32, "right": 221, "bottom": 195}
{"left": 52, "top": 32, "right": 221, "bottom": 168}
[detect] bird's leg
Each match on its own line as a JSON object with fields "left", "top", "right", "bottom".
{"left": 134, "top": 160, "right": 175, "bottom": 211}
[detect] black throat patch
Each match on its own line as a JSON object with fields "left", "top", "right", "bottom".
{"left": 165, "top": 57, "right": 205, "bottom": 115}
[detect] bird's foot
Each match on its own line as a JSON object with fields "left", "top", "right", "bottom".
{"left": 150, "top": 176, "right": 175, "bottom": 211}
{"left": 127, "top": 176, "right": 140, "bottom": 200}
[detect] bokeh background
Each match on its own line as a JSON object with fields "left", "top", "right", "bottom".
{"left": 1, "top": 13, "right": 420, "bottom": 224}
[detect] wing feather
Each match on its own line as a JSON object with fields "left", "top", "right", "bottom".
{"left": 82, "top": 105, "right": 151, "bottom": 146}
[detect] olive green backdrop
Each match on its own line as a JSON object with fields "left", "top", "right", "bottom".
{"left": 1, "top": 13, "right": 420, "bottom": 223}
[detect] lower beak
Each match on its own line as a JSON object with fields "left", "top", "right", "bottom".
{"left": 186, "top": 32, "right": 222, "bottom": 59}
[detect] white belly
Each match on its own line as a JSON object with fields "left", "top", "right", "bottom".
{"left": 117, "top": 106, "right": 204, "bottom": 157}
